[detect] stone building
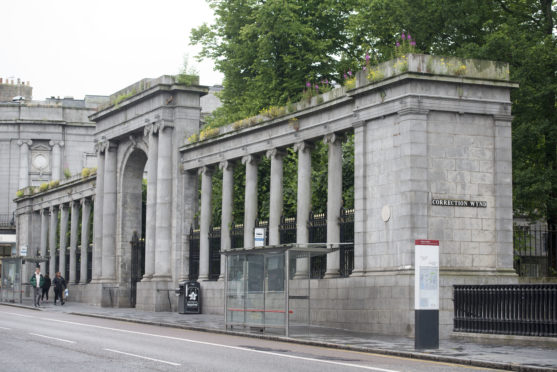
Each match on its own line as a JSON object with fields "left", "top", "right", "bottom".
{"left": 0, "top": 81, "right": 108, "bottom": 274}
{"left": 14, "top": 54, "right": 517, "bottom": 337}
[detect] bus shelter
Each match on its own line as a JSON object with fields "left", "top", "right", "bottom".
{"left": 223, "top": 243, "right": 342, "bottom": 337}
{"left": 0, "top": 257, "right": 47, "bottom": 304}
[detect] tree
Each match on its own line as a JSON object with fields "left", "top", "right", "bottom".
{"left": 191, "top": 0, "right": 356, "bottom": 126}
{"left": 193, "top": 0, "right": 557, "bottom": 225}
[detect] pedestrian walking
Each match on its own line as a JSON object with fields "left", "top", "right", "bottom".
{"left": 41, "top": 274, "right": 51, "bottom": 302}
{"left": 30, "top": 267, "right": 44, "bottom": 308}
{"left": 53, "top": 271, "right": 66, "bottom": 306}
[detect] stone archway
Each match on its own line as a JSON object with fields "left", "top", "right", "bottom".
{"left": 119, "top": 147, "right": 147, "bottom": 307}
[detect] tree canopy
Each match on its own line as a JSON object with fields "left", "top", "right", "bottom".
{"left": 191, "top": 0, "right": 557, "bottom": 224}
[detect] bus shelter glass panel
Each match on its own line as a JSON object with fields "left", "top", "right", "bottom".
{"left": 226, "top": 251, "right": 287, "bottom": 333}
{"left": 287, "top": 249, "right": 311, "bottom": 336}
{"left": 0, "top": 258, "right": 22, "bottom": 303}
{"left": 224, "top": 245, "right": 332, "bottom": 336}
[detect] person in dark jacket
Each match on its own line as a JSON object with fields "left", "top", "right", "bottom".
{"left": 53, "top": 271, "right": 66, "bottom": 306}
{"left": 29, "top": 267, "right": 44, "bottom": 307}
{"left": 41, "top": 274, "right": 51, "bottom": 302}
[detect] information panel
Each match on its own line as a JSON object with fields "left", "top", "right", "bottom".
{"left": 414, "top": 240, "right": 439, "bottom": 310}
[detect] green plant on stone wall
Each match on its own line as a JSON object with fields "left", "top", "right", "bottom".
{"left": 49, "top": 180, "right": 59, "bottom": 189}
{"left": 63, "top": 168, "right": 71, "bottom": 179}
{"left": 343, "top": 77, "right": 356, "bottom": 90}
{"left": 15, "top": 189, "right": 24, "bottom": 198}
{"left": 81, "top": 167, "right": 90, "bottom": 178}
{"left": 39, "top": 182, "right": 49, "bottom": 192}
{"left": 187, "top": 132, "right": 199, "bottom": 144}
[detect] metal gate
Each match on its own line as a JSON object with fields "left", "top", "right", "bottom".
{"left": 130, "top": 232, "right": 145, "bottom": 307}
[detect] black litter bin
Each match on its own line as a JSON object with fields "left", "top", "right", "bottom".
{"left": 176, "top": 281, "right": 201, "bottom": 314}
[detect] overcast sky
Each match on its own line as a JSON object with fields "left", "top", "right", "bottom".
{"left": 1, "top": 0, "right": 222, "bottom": 100}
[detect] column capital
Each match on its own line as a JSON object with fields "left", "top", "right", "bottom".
{"left": 95, "top": 139, "right": 107, "bottom": 154}
{"left": 80, "top": 197, "right": 91, "bottom": 206}
{"left": 59, "top": 203, "right": 68, "bottom": 211}
{"left": 266, "top": 148, "right": 287, "bottom": 160}
{"left": 49, "top": 205, "right": 57, "bottom": 214}
{"left": 40, "top": 208, "right": 47, "bottom": 216}
{"left": 159, "top": 120, "right": 175, "bottom": 132}
{"left": 352, "top": 120, "right": 366, "bottom": 129}
{"left": 198, "top": 165, "right": 214, "bottom": 176}
{"left": 293, "top": 141, "right": 313, "bottom": 153}
{"left": 323, "top": 133, "right": 344, "bottom": 145}
{"left": 143, "top": 121, "right": 159, "bottom": 137}
{"left": 219, "top": 160, "right": 235, "bottom": 171}
{"left": 17, "top": 139, "right": 33, "bottom": 147}
{"left": 49, "top": 140, "right": 65, "bottom": 148}
{"left": 242, "top": 154, "right": 260, "bottom": 166}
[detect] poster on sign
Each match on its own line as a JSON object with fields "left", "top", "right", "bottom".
{"left": 254, "top": 228, "right": 266, "bottom": 247}
{"left": 414, "top": 240, "right": 439, "bottom": 310}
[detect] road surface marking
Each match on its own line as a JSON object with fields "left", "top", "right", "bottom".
{"left": 104, "top": 348, "right": 180, "bottom": 366}
{"left": 29, "top": 332, "right": 75, "bottom": 344}
{"left": 0, "top": 326, "right": 10, "bottom": 330}
{"left": 5, "top": 312, "right": 399, "bottom": 372}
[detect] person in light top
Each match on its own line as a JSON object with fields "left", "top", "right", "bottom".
{"left": 29, "top": 267, "right": 44, "bottom": 308}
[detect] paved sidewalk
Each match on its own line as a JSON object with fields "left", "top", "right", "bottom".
{"left": 2, "top": 300, "right": 556, "bottom": 371}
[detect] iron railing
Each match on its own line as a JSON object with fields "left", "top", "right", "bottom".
{"left": 230, "top": 222, "right": 244, "bottom": 249}
{"left": 0, "top": 213, "right": 15, "bottom": 228}
{"left": 514, "top": 225, "right": 557, "bottom": 277}
{"left": 188, "top": 209, "right": 355, "bottom": 281}
{"left": 340, "top": 208, "right": 355, "bottom": 277}
{"left": 453, "top": 284, "right": 557, "bottom": 337}
{"left": 208, "top": 226, "right": 221, "bottom": 280}
{"left": 189, "top": 226, "right": 200, "bottom": 281}
{"left": 279, "top": 216, "right": 296, "bottom": 244}
{"left": 309, "top": 212, "right": 327, "bottom": 279}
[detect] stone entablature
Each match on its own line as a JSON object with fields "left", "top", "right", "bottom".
{"left": 14, "top": 174, "right": 96, "bottom": 212}
{"left": 90, "top": 75, "right": 207, "bottom": 142}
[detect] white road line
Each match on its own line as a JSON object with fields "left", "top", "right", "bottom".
{"left": 0, "top": 326, "right": 11, "bottom": 330}
{"left": 7, "top": 312, "right": 398, "bottom": 372}
{"left": 104, "top": 348, "right": 180, "bottom": 366}
{"left": 29, "top": 333, "right": 75, "bottom": 344}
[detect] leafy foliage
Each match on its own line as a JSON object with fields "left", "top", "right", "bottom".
{"left": 193, "top": 0, "right": 556, "bottom": 225}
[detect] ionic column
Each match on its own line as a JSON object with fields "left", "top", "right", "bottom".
{"left": 40, "top": 208, "right": 48, "bottom": 273}
{"left": 294, "top": 142, "right": 312, "bottom": 279}
{"left": 243, "top": 155, "right": 259, "bottom": 249}
{"left": 154, "top": 122, "right": 173, "bottom": 280}
{"left": 219, "top": 160, "right": 234, "bottom": 280}
{"left": 101, "top": 141, "right": 117, "bottom": 281}
{"left": 80, "top": 198, "right": 92, "bottom": 283}
{"left": 143, "top": 123, "right": 158, "bottom": 280}
{"left": 92, "top": 142, "right": 105, "bottom": 282}
{"left": 266, "top": 149, "right": 286, "bottom": 245}
{"left": 69, "top": 201, "right": 79, "bottom": 284}
{"left": 324, "top": 134, "right": 343, "bottom": 278}
{"left": 48, "top": 205, "right": 58, "bottom": 276}
{"left": 59, "top": 204, "right": 69, "bottom": 278}
{"left": 198, "top": 166, "right": 213, "bottom": 281}
{"left": 49, "top": 140, "right": 64, "bottom": 181}
{"left": 351, "top": 121, "right": 367, "bottom": 277}
{"left": 17, "top": 139, "right": 32, "bottom": 189}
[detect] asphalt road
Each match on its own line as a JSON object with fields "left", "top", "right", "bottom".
{"left": 0, "top": 306, "right": 502, "bottom": 372}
